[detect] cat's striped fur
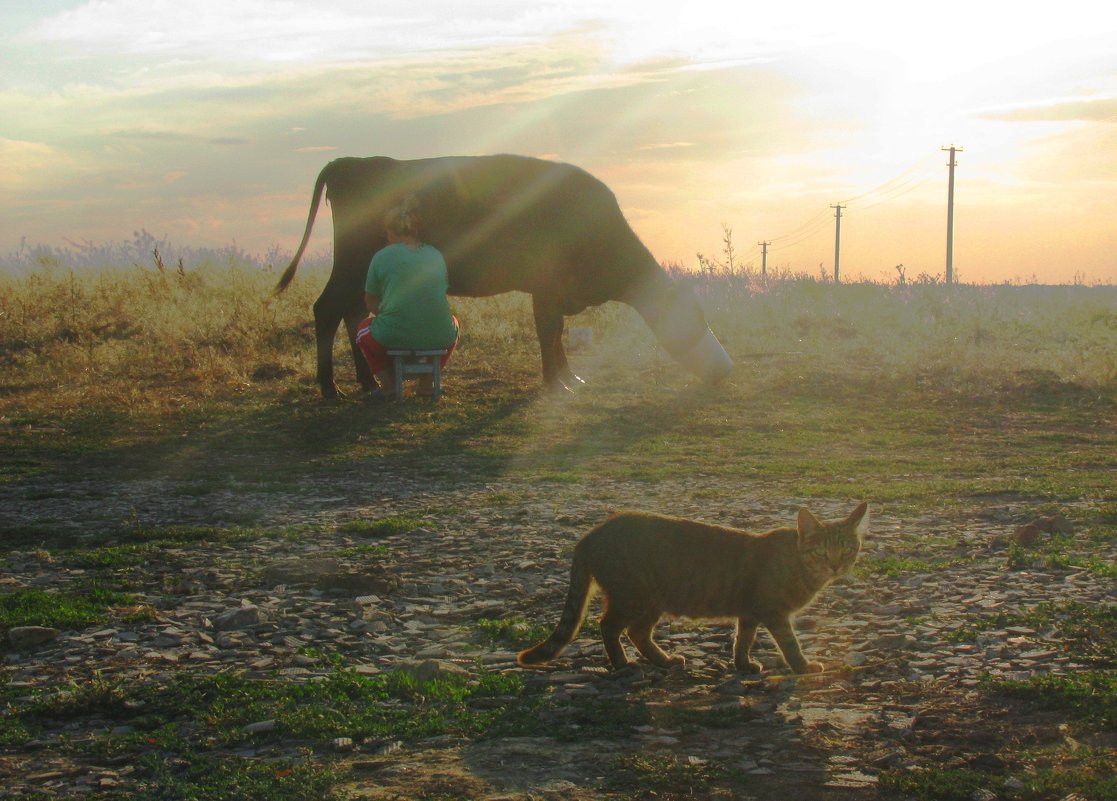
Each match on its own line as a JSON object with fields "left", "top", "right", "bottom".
{"left": 517, "top": 503, "right": 868, "bottom": 673}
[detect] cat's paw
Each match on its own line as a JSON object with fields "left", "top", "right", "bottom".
{"left": 665, "top": 655, "right": 687, "bottom": 668}
{"left": 735, "top": 658, "right": 763, "bottom": 674}
{"left": 798, "top": 661, "right": 825, "bottom": 674}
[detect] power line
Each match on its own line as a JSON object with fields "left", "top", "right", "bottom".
{"left": 839, "top": 153, "right": 940, "bottom": 208}
{"left": 762, "top": 151, "right": 947, "bottom": 263}
{"left": 843, "top": 164, "right": 940, "bottom": 215}
{"left": 768, "top": 217, "right": 834, "bottom": 251}
{"left": 769, "top": 205, "right": 833, "bottom": 244}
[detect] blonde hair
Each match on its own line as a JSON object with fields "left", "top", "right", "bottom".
{"left": 384, "top": 194, "right": 421, "bottom": 240}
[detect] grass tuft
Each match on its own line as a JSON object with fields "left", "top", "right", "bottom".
{"left": 471, "top": 617, "right": 551, "bottom": 649}
{"left": 337, "top": 515, "right": 427, "bottom": 537}
{"left": 0, "top": 583, "right": 139, "bottom": 633}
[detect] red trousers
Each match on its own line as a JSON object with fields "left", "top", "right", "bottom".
{"left": 354, "top": 316, "right": 458, "bottom": 376}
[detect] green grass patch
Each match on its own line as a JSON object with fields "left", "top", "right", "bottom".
{"left": 881, "top": 758, "right": 1117, "bottom": 801}
{"left": 1007, "top": 541, "right": 1117, "bottom": 578}
{"left": 605, "top": 753, "right": 736, "bottom": 798}
{"left": 334, "top": 543, "right": 391, "bottom": 558}
{"left": 855, "top": 553, "right": 970, "bottom": 578}
{"left": 337, "top": 515, "right": 427, "bottom": 538}
{"left": 136, "top": 752, "right": 342, "bottom": 801}
{"left": 0, "top": 583, "right": 139, "bottom": 632}
{"left": 989, "top": 670, "right": 1117, "bottom": 729}
{"left": 6, "top": 666, "right": 530, "bottom": 798}
{"left": 1021, "top": 754, "right": 1117, "bottom": 801}
{"left": 954, "top": 602, "right": 1117, "bottom": 666}
{"left": 0, "top": 523, "right": 279, "bottom": 555}
{"left": 471, "top": 617, "right": 552, "bottom": 650}
{"left": 11, "top": 668, "right": 524, "bottom": 745}
{"left": 136, "top": 669, "right": 524, "bottom": 743}
{"left": 949, "top": 601, "right": 1117, "bottom": 732}
{"left": 879, "top": 767, "right": 990, "bottom": 801}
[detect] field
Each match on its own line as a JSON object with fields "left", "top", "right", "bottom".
{"left": 1, "top": 258, "right": 1116, "bottom": 800}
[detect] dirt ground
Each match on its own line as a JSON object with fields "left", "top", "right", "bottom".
{"left": 3, "top": 448, "right": 1113, "bottom": 800}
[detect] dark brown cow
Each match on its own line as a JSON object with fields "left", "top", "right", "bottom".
{"left": 276, "top": 155, "right": 732, "bottom": 397}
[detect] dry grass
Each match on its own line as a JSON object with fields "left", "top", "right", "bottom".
{"left": 3, "top": 258, "right": 1114, "bottom": 415}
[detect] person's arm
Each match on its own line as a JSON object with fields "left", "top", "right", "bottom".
{"left": 365, "top": 293, "right": 379, "bottom": 314}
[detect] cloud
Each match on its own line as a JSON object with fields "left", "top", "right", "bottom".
{"left": 0, "top": 138, "right": 73, "bottom": 192}
{"left": 0, "top": 137, "right": 53, "bottom": 160}
{"left": 27, "top": 0, "right": 591, "bottom": 63}
{"left": 114, "top": 169, "right": 189, "bottom": 191}
{"left": 638, "top": 142, "right": 697, "bottom": 151}
{"left": 980, "top": 95, "right": 1117, "bottom": 124}
{"left": 22, "top": 0, "right": 885, "bottom": 75}
{"left": 111, "top": 128, "right": 195, "bottom": 142}
{"left": 108, "top": 128, "right": 248, "bottom": 147}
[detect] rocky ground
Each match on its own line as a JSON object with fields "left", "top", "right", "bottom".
{"left": 2, "top": 459, "right": 1114, "bottom": 799}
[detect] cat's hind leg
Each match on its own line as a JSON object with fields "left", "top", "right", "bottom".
{"left": 599, "top": 611, "right": 634, "bottom": 669}
{"left": 733, "top": 617, "right": 763, "bottom": 673}
{"left": 627, "top": 613, "right": 685, "bottom": 669}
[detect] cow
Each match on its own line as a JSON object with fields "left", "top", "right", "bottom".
{"left": 275, "top": 155, "right": 732, "bottom": 398}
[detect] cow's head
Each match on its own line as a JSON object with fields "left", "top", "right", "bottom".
{"left": 631, "top": 278, "right": 732, "bottom": 384}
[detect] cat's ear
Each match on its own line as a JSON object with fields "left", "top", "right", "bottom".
{"left": 797, "top": 507, "right": 822, "bottom": 539}
{"left": 847, "top": 501, "right": 869, "bottom": 537}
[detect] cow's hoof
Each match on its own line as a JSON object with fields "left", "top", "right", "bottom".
{"left": 554, "top": 372, "right": 584, "bottom": 394}
{"left": 544, "top": 379, "right": 575, "bottom": 395}
{"left": 319, "top": 382, "right": 346, "bottom": 401}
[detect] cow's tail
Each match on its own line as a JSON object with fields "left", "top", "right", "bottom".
{"left": 274, "top": 167, "right": 328, "bottom": 294}
{"left": 517, "top": 551, "right": 594, "bottom": 667}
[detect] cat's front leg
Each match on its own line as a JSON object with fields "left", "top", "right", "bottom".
{"left": 767, "top": 618, "right": 824, "bottom": 674}
{"left": 733, "top": 618, "right": 763, "bottom": 673}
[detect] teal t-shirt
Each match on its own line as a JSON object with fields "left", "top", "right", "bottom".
{"left": 365, "top": 243, "right": 458, "bottom": 349}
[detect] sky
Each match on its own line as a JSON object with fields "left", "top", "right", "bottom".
{"left": 2, "top": 1, "right": 1117, "bottom": 284}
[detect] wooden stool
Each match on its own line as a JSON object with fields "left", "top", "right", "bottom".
{"left": 386, "top": 349, "right": 448, "bottom": 400}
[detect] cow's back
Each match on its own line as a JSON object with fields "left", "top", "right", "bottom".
{"left": 323, "top": 155, "right": 660, "bottom": 308}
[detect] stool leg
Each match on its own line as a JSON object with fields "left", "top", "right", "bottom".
{"left": 432, "top": 359, "right": 442, "bottom": 399}
{"left": 393, "top": 356, "right": 405, "bottom": 399}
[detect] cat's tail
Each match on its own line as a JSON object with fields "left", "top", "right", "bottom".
{"left": 517, "top": 553, "right": 594, "bottom": 667}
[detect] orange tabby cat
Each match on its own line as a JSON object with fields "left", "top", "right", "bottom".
{"left": 518, "top": 502, "right": 868, "bottom": 673}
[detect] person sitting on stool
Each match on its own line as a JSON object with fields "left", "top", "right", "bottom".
{"left": 354, "top": 196, "right": 460, "bottom": 398}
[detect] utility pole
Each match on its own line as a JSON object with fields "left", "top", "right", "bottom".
{"left": 830, "top": 204, "right": 846, "bottom": 283}
{"left": 942, "top": 145, "right": 962, "bottom": 284}
{"left": 758, "top": 241, "right": 770, "bottom": 277}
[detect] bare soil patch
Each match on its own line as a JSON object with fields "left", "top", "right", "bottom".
{"left": 3, "top": 452, "right": 1114, "bottom": 800}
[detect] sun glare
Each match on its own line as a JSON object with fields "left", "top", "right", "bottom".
{"left": 3, "top": 2, "right": 1117, "bottom": 282}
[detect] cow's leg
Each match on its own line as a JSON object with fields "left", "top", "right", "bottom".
{"left": 553, "top": 333, "right": 585, "bottom": 390}
{"left": 531, "top": 295, "right": 581, "bottom": 391}
{"left": 313, "top": 284, "right": 352, "bottom": 399}
{"left": 342, "top": 306, "right": 375, "bottom": 393}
